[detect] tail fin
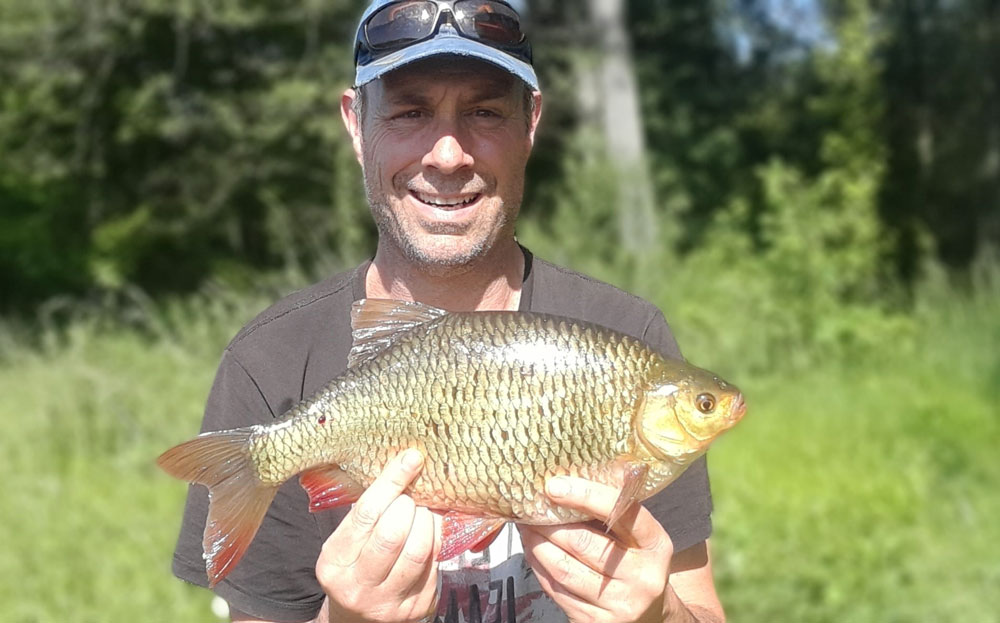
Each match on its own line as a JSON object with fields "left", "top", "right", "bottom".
{"left": 158, "top": 429, "right": 278, "bottom": 587}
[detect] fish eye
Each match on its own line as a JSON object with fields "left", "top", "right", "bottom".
{"left": 696, "top": 393, "right": 716, "bottom": 414}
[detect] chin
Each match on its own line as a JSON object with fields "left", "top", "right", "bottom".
{"left": 406, "top": 241, "right": 488, "bottom": 268}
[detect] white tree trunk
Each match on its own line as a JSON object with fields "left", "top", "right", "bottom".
{"left": 587, "top": 0, "right": 658, "bottom": 252}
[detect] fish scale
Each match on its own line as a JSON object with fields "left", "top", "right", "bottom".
{"left": 158, "top": 299, "right": 745, "bottom": 587}
{"left": 298, "top": 312, "right": 633, "bottom": 519}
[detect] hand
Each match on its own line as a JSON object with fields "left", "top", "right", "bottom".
{"left": 519, "top": 477, "right": 677, "bottom": 623}
{"left": 316, "top": 449, "right": 442, "bottom": 623}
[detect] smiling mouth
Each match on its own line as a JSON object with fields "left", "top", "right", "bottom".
{"left": 411, "top": 191, "right": 481, "bottom": 210}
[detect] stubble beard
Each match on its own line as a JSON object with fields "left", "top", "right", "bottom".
{"left": 364, "top": 171, "right": 520, "bottom": 276}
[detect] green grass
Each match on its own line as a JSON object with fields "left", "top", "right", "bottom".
{"left": 1, "top": 276, "right": 997, "bottom": 622}
{"left": 0, "top": 291, "right": 270, "bottom": 623}
{"left": 706, "top": 281, "right": 1000, "bottom": 622}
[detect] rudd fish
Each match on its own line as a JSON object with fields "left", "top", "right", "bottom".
{"left": 158, "top": 299, "right": 746, "bottom": 587}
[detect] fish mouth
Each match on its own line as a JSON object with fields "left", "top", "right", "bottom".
{"left": 730, "top": 393, "right": 747, "bottom": 423}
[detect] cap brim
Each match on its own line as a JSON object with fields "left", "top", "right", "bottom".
{"left": 355, "top": 31, "right": 539, "bottom": 91}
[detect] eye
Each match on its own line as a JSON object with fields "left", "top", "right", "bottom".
{"left": 468, "top": 108, "right": 506, "bottom": 129}
{"left": 696, "top": 393, "right": 716, "bottom": 414}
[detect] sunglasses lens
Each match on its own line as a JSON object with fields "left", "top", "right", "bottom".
{"left": 366, "top": 1, "right": 439, "bottom": 51}
{"left": 455, "top": 1, "right": 523, "bottom": 45}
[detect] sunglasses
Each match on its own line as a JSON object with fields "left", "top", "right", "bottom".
{"left": 355, "top": 0, "right": 532, "bottom": 67}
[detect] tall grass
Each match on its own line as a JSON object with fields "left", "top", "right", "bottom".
{"left": 0, "top": 287, "right": 277, "bottom": 622}
{"left": 1, "top": 259, "right": 997, "bottom": 622}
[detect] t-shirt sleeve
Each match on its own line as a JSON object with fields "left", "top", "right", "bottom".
{"left": 170, "top": 350, "right": 327, "bottom": 623}
{"left": 639, "top": 309, "right": 714, "bottom": 553}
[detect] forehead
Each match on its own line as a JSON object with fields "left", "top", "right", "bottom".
{"left": 375, "top": 57, "right": 521, "bottom": 101}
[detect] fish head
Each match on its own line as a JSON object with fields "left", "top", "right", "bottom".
{"left": 636, "top": 363, "right": 746, "bottom": 459}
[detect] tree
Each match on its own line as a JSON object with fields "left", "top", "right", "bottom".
{"left": 0, "top": 0, "right": 369, "bottom": 309}
{"left": 584, "top": 0, "right": 658, "bottom": 252}
{"left": 880, "top": 0, "right": 1000, "bottom": 277}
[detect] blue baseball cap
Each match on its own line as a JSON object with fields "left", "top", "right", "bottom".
{"left": 353, "top": 0, "right": 539, "bottom": 91}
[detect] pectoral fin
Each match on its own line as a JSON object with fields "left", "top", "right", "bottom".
{"left": 606, "top": 461, "right": 649, "bottom": 532}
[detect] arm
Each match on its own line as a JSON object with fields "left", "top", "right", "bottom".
{"left": 519, "top": 477, "right": 725, "bottom": 623}
{"left": 663, "top": 542, "right": 724, "bottom": 623}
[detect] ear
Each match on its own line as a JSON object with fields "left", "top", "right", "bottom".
{"left": 527, "top": 91, "right": 544, "bottom": 147}
{"left": 341, "top": 88, "right": 365, "bottom": 165}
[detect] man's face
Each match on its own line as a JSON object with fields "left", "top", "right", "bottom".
{"left": 343, "top": 59, "right": 541, "bottom": 270}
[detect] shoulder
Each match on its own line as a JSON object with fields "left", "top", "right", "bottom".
{"left": 530, "top": 257, "right": 657, "bottom": 313}
{"left": 226, "top": 264, "right": 361, "bottom": 355}
{"left": 217, "top": 264, "right": 365, "bottom": 407}
{"left": 528, "top": 257, "right": 678, "bottom": 357}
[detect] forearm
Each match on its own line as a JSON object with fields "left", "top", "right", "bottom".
{"left": 663, "top": 585, "right": 725, "bottom": 623}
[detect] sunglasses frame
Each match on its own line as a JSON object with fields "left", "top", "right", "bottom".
{"left": 355, "top": 0, "right": 532, "bottom": 67}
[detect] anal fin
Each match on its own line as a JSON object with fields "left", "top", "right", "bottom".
{"left": 299, "top": 465, "right": 366, "bottom": 512}
{"left": 438, "top": 512, "right": 507, "bottom": 561}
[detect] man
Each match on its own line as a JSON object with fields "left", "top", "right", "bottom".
{"left": 170, "top": 1, "right": 725, "bottom": 622}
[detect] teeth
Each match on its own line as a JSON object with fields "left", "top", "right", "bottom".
{"left": 415, "top": 193, "right": 478, "bottom": 207}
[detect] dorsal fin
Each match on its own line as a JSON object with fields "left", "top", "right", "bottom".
{"left": 348, "top": 298, "right": 449, "bottom": 368}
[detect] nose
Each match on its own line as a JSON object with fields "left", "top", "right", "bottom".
{"left": 422, "top": 133, "right": 474, "bottom": 174}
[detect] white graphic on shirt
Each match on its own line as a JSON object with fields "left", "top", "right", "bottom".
{"left": 433, "top": 523, "right": 567, "bottom": 623}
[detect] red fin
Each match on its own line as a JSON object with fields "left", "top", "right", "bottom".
{"left": 158, "top": 429, "right": 277, "bottom": 588}
{"left": 438, "top": 513, "right": 507, "bottom": 561}
{"left": 299, "top": 465, "right": 365, "bottom": 512}
{"left": 607, "top": 461, "right": 649, "bottom": 531}
{"left": 469, "top": 522, "right": 506, "bottom": 554}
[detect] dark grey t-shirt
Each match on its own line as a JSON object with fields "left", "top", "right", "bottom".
{"left": 171, "top": 250, "right": 713, "bottom": 622}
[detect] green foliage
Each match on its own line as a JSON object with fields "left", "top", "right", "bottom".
{"left": 1, "top": 255, "right": 996, "bottom": 622}
{"left": 0, "top": 0, "right": 370, "bottom": 308}
{"left": 519, "top": 129, "right": 645, "bottom": 289}
{"left": 0, "top": 295, "right": 256, "bottom": 621}
{"left": 524, "top": 1, "right": 905, "bottom": 375}
{"left": 1, "top": 1, "right": 997, "bottom": 619}
{"left": 879, "top": 0, "right": 1000, "bottom": 273}
{"left": 2, "top": 0, "right": 996, "bottom": 313}
{"left": 708, "top": 259, "right": 1000, "bottom": 622}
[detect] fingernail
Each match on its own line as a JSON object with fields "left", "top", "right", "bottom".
{"left": 547, "top": 478, "right": 569, "bottom": 498}
{"left": 402, "top": 449, "right": 423, "bottom": 470}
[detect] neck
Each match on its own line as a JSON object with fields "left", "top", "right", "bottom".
{"left": 365, "top": 239, "right": 524, "bottom": 312}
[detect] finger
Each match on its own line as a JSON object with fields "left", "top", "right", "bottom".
{"left": 355, "top": 493, "right": 417, "bottom": 586}
{"left": 522, "top": 531, "right": 614, "bottom": 620}
{"left": 520, "top": 527, "right": 607, "bottom": 598}
{"left": 389, "top": 509, "right": 440, "bottom": 621}
{"left": 431, "top": 510, "right": 443, "bottom": 561}
{"left": 545, "top": 476, "right": 666, "bottom": 552}
{"left": 333, "top": 449, "right": 424, "bottom": 566}
{"left": 522, "top": 522, "right": 629, "bottom": 577}
{"left": 393, "top": 506, "right": 437, "bottom": 584}
{"left": 413, "top": 511, "right": 444, "bottom": 613}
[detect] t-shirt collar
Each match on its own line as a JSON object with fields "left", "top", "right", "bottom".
{"left": 350, "top": 245, "right": 535, "bottom": 311}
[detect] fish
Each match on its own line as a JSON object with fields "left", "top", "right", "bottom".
{"left": 158, "top": 298, "right": 746, "bottom": 587}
